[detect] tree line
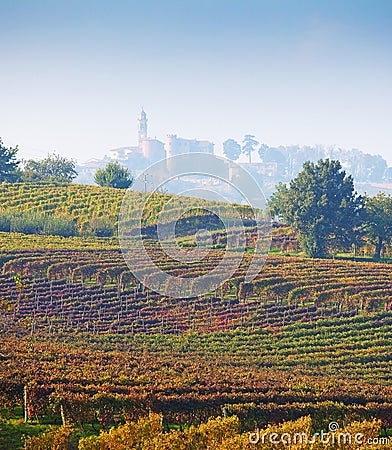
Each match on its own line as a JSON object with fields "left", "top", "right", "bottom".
{"left": 223, "top": 135, "right": 261, "bottom": 164}
{"left": 222, "top": 137, "right": 391, "bottom": 184}
{"left": 0, "top": 138, "right": 133, "bottom": 188}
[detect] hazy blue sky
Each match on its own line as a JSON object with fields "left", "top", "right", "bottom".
{"left": 1, "top": 0, "right": 391, "bottom": 164}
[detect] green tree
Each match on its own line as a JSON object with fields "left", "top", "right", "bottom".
{"left": 242, "top": 134, "right": 259, "bottom": 164}
{"left": 94, "top": 161, "right": 133, "bottom": 189}
{"left": 270, "top": 159, "right": 363, "bottom": 258}
{"left": 363, "top": 193, "right": 392, "bottom": 260}
{"left": 22, "top": 153, "right": 77, "bottom": 183}
{"left": 223, "top": 139, "right": 241, "bottom": 160}
{"left": 268, "top": 182, "right": 290, "bottom": 219}
{"left": 258, "top": 143, "right": 270, "bottom": 161}
{"left": 0, "top": 138, "right": 20, "bottom": 182}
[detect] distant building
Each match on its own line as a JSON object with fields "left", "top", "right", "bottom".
{"left": 166, "top": 134, "right": 214, "bottom": 158}
{"left": 108, "top": 146, "right": 139, "bottom": 160}
{"left": 138, "top": 108, "right": 148, "bottom": 145}
{"left": 75, "top": 158, "right": 107, "bottom": 184}
{"left": 106, "top": 111, "right": 214, "bottom": 167}
{"left": 141, "top": 138, "right": 165, "bottom": 162}
{"left": 239, "top": 162, "right": 279, "bottom": 178}
{"left": 106, "top": 109, "right": 165, "bottom": 168}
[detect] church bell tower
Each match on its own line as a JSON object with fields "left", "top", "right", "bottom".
{"left": 138, "top": 108, "right": 148, "bottom": 145}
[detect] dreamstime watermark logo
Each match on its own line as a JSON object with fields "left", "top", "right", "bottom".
{"left": 118, "top": 153, "right": 272, "bottom": 298}
{"left": 249, "top": 421, "right": 391, "bottom": 446}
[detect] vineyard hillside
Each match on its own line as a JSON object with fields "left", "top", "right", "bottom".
{"left": 0, "top": 183, "right": 124, "bottom": 231}
{"left": 2, "top": 185, "right": 392, "bottom": 449}
{"left": 0, "top": 183, "right": 256, "bottom": 235}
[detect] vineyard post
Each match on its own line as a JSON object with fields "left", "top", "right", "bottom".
{"left": 30, "top": 319, "right": 35, "bottom": 336}
{"left": 23, "top": 385, "right": 28, "bottom": 423}
{"left": 209, "top": 297, "right": 213, "bottom": 329}
{"left": 60, "top": 403, "right": 66, "bottom": 426}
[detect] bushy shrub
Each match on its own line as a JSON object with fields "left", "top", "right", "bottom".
{"left": 43, "top": 215, "right": 77, "bottom": 238}
{"left": 0, "top": 210, "right": 77, "bottom": 237}
{"left": 0, "top": 210, "right": 11, "bottom": 232}
{"left": 10, "top": 210, "right": 46, "bottom": 234}
{"left": 78, "top": 414, "right": 385, "bottom": 450}
{"left": 90, "top": 216, "right": 115, "bottom": 237}
{"left": 24, "top": 425, "right": 74, "bottom": 450}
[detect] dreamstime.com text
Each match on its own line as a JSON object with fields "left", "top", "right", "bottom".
{"left": 249, "top": 422, "right": 391, "bottom": 446}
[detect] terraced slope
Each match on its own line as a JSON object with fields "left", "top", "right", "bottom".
{"left": 1, "top": 252, "right": 390, "bottom": 335}
{"left": 0, "top": 183, "right": 257, "bottom": 235}
{"left": 1, "top": 312, "right": 392, "bottom": 429}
